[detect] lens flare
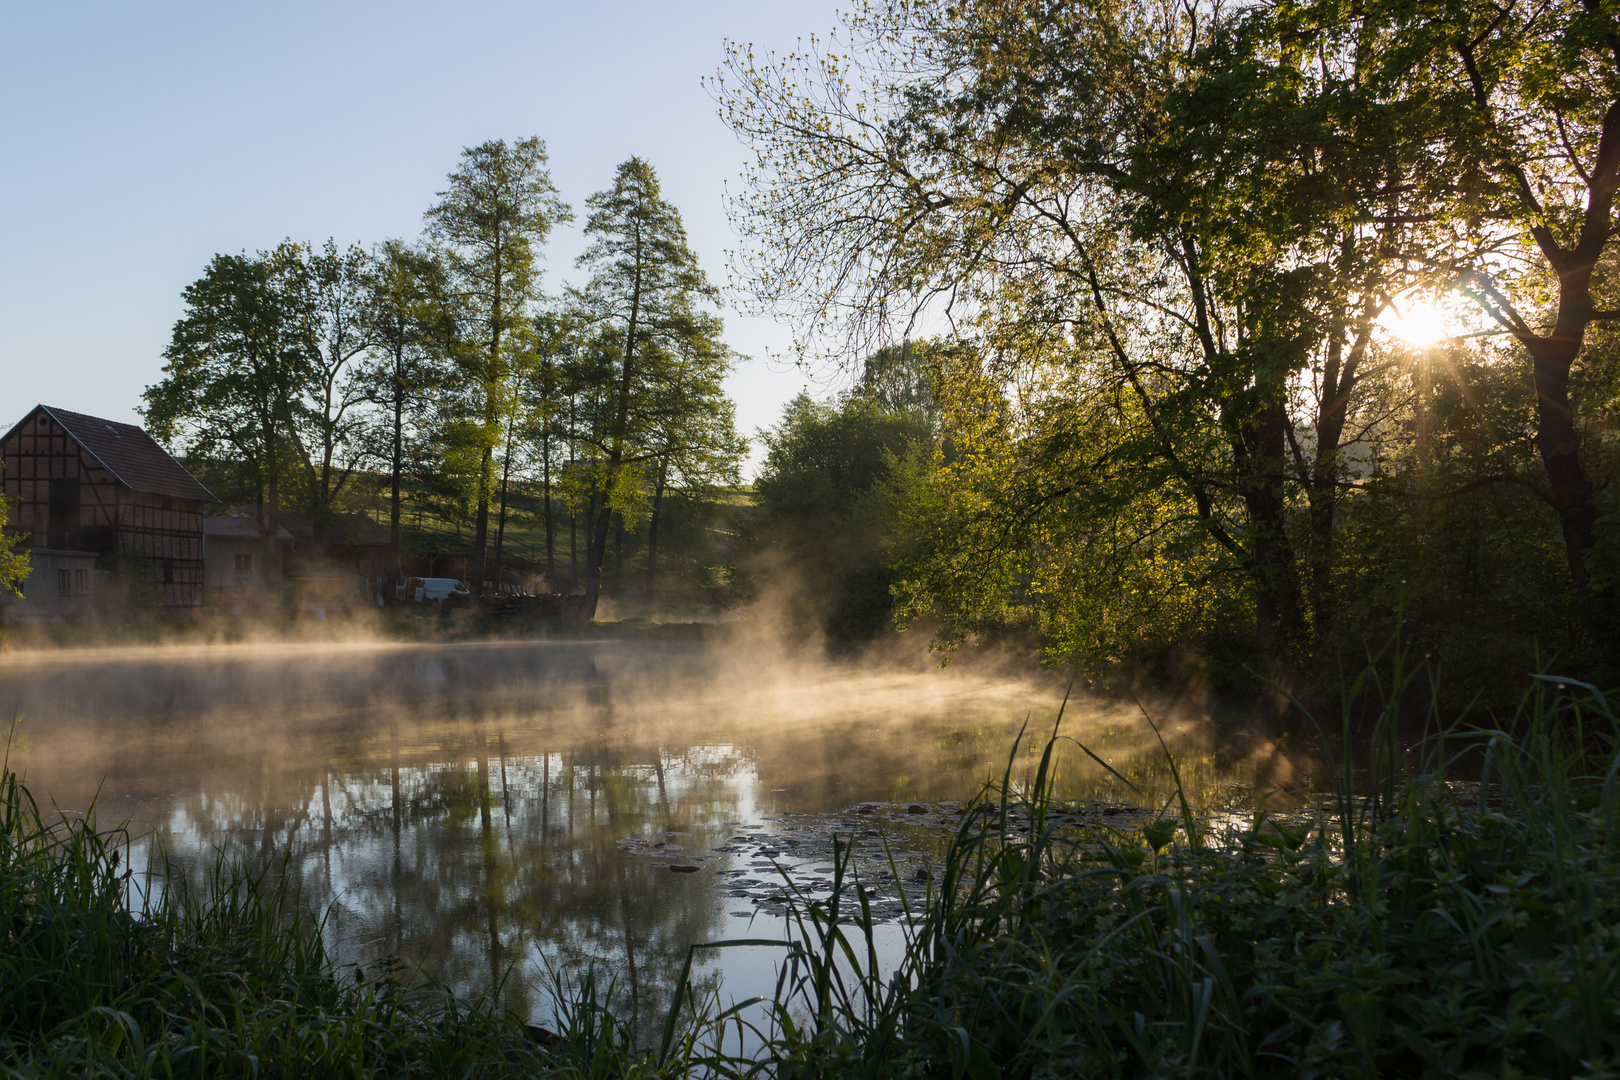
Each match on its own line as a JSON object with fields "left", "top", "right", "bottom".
{"left": 1379, "top": 299, "right": 1450, "bottom": 346}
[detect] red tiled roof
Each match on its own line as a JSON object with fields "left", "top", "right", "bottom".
{"left": 40, "top": 406, "right": 218, "bottom": 503}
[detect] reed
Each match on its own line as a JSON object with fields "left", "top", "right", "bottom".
{"left": 710, "top": 658, "right": 1620, "bottom": 1078}
{"left": 4, "top": 651, "right": 1617, "bottom": 1077}
{"left": 0, "top": 761, "right": 565, "bottom": 1077}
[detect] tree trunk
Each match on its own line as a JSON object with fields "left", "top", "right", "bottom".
{"left": 583, "top": 492, "right": 613, "bottom": 618}
{"left": 493, "top": 416, "right": 515, "bottom": 578}
{"left": 646, "top": 460, "right": 667, "bottom": 606}
{"left": 470, "top": 445, "right": 492, "bottom": 595}
{"left": 1527, "top": 327, "right": 1600, "bottom": 594}
{"left": 263, "top": 413, "right": 280, "bottom": 609}
{"left": 1305, "top": 319, "right": 1371, "bottom": 632}
{"left": 1235, "top": 396, "right": 1304, "bottom": 640}
{"left": 542, "top": 430, "right": 554, "bottom": 580}
{"left": 389, "top": 374, "right": 404, "bottom": 580}
{"left": 471, "top": 236, "right": 504, "bottom": 598}
{"left": 582, "top": 224, "right": 645, "bottom": 619}
{"left": 611, "top": 512, "right": 624, "bottom": 599}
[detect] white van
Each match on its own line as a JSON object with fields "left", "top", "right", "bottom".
{"left": 395, "top": 577, "right": 472, "bottom": 603}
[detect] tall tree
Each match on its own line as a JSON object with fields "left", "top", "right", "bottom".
{"left": 275, "top": 239, "right": 376, "bottom": 542}
{"left": 1303, "top": 0, "right": 1620, "bottom": 617}
{"left": 145, "top": 253, "right": 311, "bottom": 583}
{"left": 715, "top": 0, "right": 1450, "bottom": 650}
{"left": 425, "top": 137, "right": 570, "bottom": 595}
{"left": 359, "top": 239, "right": 451, "bottom": 575}
{"left": 567, "top": 157, "right": 735, "bottom": 618}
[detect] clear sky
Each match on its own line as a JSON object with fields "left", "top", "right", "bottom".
{"left": 0, "top": 1, "right": 845, "bottom": 475}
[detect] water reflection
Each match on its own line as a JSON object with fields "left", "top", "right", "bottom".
{"left": 0, "top": 640, "right": 1314, "bottom": 1033}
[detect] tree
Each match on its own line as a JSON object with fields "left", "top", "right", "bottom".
{"left": 855, "top": 340, "right": 945, "bottom": 429}
{"left": 1283, "top": 0, "right": 1620, "bottom": 618}
{"left": 424, "top": 137, "right": 570, "bottom": 595}
{"left": 359, "top": 239, "right": 452, "bottom": 575}
{"left": 274, "top": 239, "right": 376, "bottom": 542}
{"left": 566, "top": 157, "right": 738, "bottom": 618}
{"left": 0, "top": 499, "right": 30, "bottom": 602}
{"left": 145, "top": 253, "right": 311, "bottom": 583}
{"left": 715, "top": 0, "right": 1467, "bottom": 655}
{"left": 641, "top": 333, "right": 746, "bottom": 602}
{"left": 749, "top": 391, "right": 930, "bottom": 646}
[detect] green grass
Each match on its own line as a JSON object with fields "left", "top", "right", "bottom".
{"left": 697, "top": 658, "right": 1620, "bottom": 1078}
{"left": 0, "top": 769, "right": 563, "bottom": 1077}
{"left": 5, "top": 650, "right": 1618, "bottom": 1077}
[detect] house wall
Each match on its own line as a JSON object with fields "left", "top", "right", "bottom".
{"left": 1, "top": 412, "right": 121, "bottom": 551}
{"left": 3, "top": 549, "right": 98, "bottom": 621}
{"left": 1, "top": 411, "right": 207, "bottom": 611}
{"left": 202, "top": 536, "right": 286, "bottom": 613}
{"left": 111, "top": 488, "right": 206, "bottom": 610}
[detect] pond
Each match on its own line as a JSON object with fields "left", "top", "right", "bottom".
{"left": 0, "top": 638, "right": 1314, "bottom": 1037}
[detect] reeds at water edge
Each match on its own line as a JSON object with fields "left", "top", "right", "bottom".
{"left": 3, "top": 647, "right": 1618, "bottom": 1078}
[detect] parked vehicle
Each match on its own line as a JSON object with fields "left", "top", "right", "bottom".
{"left": 394, "top": 577, "right": 471, "bottom": 603}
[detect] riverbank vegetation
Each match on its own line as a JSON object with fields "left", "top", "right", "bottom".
{"left": 5, "top": 658, "right": 1616, "bottom": 1077}
{"left": 141, "top": 147, "right": 744, "bottom": 616}
{"left": 719, "top": 0, "right": 1620, "bottom": 704}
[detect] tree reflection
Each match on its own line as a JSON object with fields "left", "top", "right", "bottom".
{"left": 0, "top": 641, "right": 1313, "bottom": 1033}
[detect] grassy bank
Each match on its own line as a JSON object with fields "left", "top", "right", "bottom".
{"left": 751, "top": 666, "right": 1620, "bottom": 1078}
{"left": 0, "top": 765, "right": 561, "bottom": 1077}
{"left": 3, "top": 659, "right": 1617, "bottom": 1077}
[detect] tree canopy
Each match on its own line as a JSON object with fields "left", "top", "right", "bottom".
{"left": 564, "top": 157, "right": 741, "bottom": 617}
{"left": 716, "top": 0, "right": 1619, "bottom": 683}
{"left": 425, "top": 136, "right": 571, "bottom": 592}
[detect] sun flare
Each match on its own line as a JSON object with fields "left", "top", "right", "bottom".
{"left": 1379, "top": 298, "right": 1451, "bottom": 346}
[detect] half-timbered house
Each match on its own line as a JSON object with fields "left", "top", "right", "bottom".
{"left": 1, "top": 405, "right": 218, "bottom": 614}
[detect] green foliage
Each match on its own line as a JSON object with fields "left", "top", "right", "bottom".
{"left": 0, "top": 493, "right": 29, "bottom": 602}
{"left": 747, "top": 390, "right": 931, "bottom": 647}
{"left": 144, "top": 251, "right": 311, "bottom": 521}
{"left": 141, "top": 144, "right": 742, "bottom": 616}
{"left": 144, "top": 239, "right": 386, "bottom": 533}
{"left": 355, "top": 239, "right": 455, "bottom": 556}
{"left": 716, "top": 0, "right": 1620, "bottom": 687}
{"left": 424, "top": 137, "right": 572, "bottom": 588}
{"left": 279, "top": 238, "right": 376, "bottom": 532}
{"left": 563, "top": 157, "right": 743, "bottom": 613}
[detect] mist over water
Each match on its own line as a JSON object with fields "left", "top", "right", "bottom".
{"left": 0, "top": 637, "right": 1304, "bottom": 1031}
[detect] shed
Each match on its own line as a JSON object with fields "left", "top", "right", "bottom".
{"left": 203, "top": 512, "right": 294, "bottom": 614}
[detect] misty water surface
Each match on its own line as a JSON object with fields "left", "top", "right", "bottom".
{"left": 0, "top": 639, "right": 1307, "bottom": 1033}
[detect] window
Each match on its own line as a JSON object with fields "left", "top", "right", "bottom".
{"left": 57, "top": 569, "right": 70, "bottom": 596}
{"left": 74, "top": 569, "right": 88, "bottom": 595}
{"left": 161, "top": 559, "right": 174, "bottom": 585}
{"left": 234, "top": 553, "right": 253, "bottom": 573}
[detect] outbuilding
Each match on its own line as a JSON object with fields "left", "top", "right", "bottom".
{"left": 202, "top": 512, "right": 293, "bottom": 615}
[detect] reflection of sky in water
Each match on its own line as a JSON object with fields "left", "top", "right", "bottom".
{"left": 0, "top": 640, "right": 1303, "bottom": 1036}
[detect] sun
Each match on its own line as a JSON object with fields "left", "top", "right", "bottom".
{"left": 1379, "top": 298, "right": 1451, "bottom": 346}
